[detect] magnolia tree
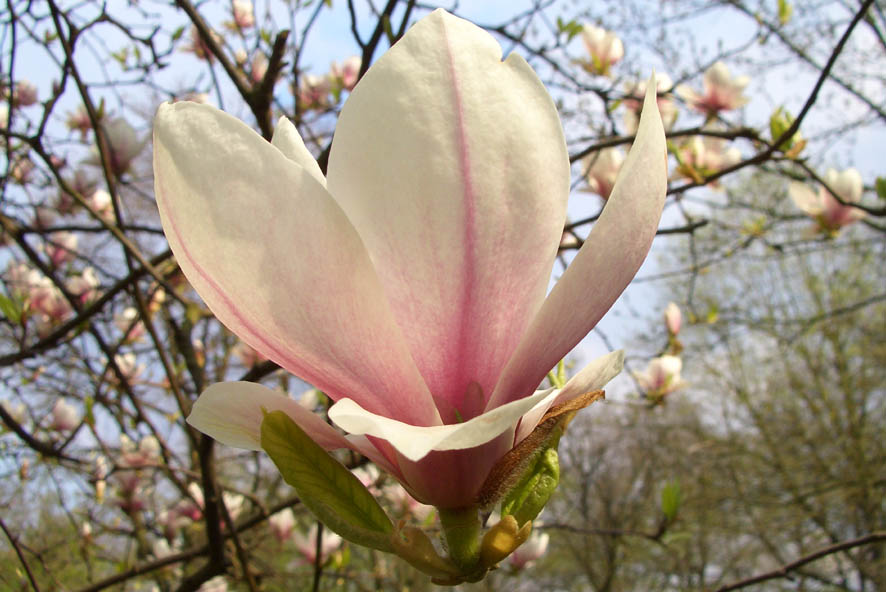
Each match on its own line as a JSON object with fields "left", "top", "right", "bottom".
{"left": 0, "top": 1, "right": 883, "bottom": 591}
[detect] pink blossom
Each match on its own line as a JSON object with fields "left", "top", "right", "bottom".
{"left": 67, "top": 267, "right": 100, "bottom": 305}
{"left": 50, "top": 399, "right": 80, "bottom": 431}
{"left": 268, "top": 509, "right": 296, "bottom": 543}
{"left": 231, "top": 1, "right": 254, "bottom": 29}
{"left": 119, "top": 434, "right": 160, "bottom": 468}
{"left": 331, "top": 56, "right": 362, "bottom": 92}
{"left": 232, "top": 340, "right": 266, "bottom": 366}
{"left": 158, "top": 10, "right": 667, "bottom": 509}
{"left": 296, "top": 74, "right": 331, "bottom": 110}
{"left": 13, "top": 80, "right": 38, "bottom": 107}
{"left": 675, "top": 134, "right": 741, "bottom": 184}
{"left": 678, "top": 61, "right": 750, "bottom": 115}
{"left": 634, "top": 355, "right": 686, "bottom": 398}
{"left": 87, "top": 189, "right": 115, "bottom": 220}
{"left": 45, "top": 232, "right": 78, "bottom": 266}
{"left": 115, "top": 307, "right": 146, "bottom": 342}
{"left": 582, "top": 147, "right": 624, "bottom": 200}
{"left": 579, "top": 25, "right": 623, "bottom": 76}
{"left": 789, "top": 168, "right": 866, "bottom": 233}
{"left": 66, "top": 105, "right": 93, "bottom": 139}
{"left": 664, "top": 302, "right": 681, "bottom": 336}
{"left": 183, "top": 25, "right": 221, "bottom": 62}
{"left": 293, "top": 524, "right": 343, "bottom": 565}
{"left": 250, "top": 52, "right": 268, "bottom": 84}
{"left": 87, "top": 119, "right": 145, "bottom": 177}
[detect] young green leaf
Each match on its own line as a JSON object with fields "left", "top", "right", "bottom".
{"left": 500, "top": 447, "right": 560, "bottom": 528}
{"left": 260, "top": 410, "right": 394, "bottom": 552}
{"left": 661, "top": 480, "right": 683, "bottom": 522}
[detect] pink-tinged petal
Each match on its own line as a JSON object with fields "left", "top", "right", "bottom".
{"left": 187, "top": 382, "right": 350, "bottom": 451}
{"left": 487, "top": 75, "right": 667, "bottom": 411}
{"left": 328, "top": 387, "right": 558, "bottom": 462}
{"left": 270, "top": 116, "right": 326, "bottom": 187}
{"left": 326, "top": 9, "right": 570, "bottom": 422}
{"left": 154, "top": 102, "right": 439, "bottom": 426}
{"left": 513, "top": 350, "right": 623, "bottom": 444}
{"left": 789, "top": 182, "right": 823, "bottom": 216}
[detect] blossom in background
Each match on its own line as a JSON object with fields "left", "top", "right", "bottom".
{"left": 231, "top": 0, "right": 254, "bottom": 29}
{"left": 45, "top": 231, "right": 78, "bottom": 266}
{"left": 508, "top": 531, "right": 549, "bottom": 570}
{"left": 624, "top": 73, "right": 678, "bottom": 134}
{"left": 156, "top": 10, "right": 666, "bottom": 509}
{"left": 634, "top": 355, "right": 686, "bottom": 400}
{"left": 183, "top": 25, "right": 221, "bottom": 62}
{"left": 87, "top": 118, "right": 145, "bottom": 177}
{"left": 87, "top": 189, "right": 115, "bottom": 220}
{"left": 232, "top": 340, "right": 266, "bottom": 367}
{"left": 67, "top": 267, "right": 100, "bottom": 306}
{"left": 115, "top": 307, "right": 146, "bottom": 342}
{"left": 582, "top": 147, "right": 624, "bottom": 200}
{"left": 198, "top": 576, "right": 228, "bottom": 592}
{"left": 250, "top": 52, "right": 268, "bottom": 84}
{"left": 268, "top": 509, "right": 296, "bottom": 543}
{"left": 675, "top": 134, "right": 741, "bottom": 185}
{"left": 331, "top": 56, "right": 361, "bottom": 92}
{"left": 789, "top": 167, "right": 866, "bottom": 233}
{"left": 664, "top": 302, "right": 681, "bottom": 335}
{"left": 13, "top": 80, "right": 38, "bottom": 107}
{"left": 293, "top": 524, "right": 343, "bottom": 565}
{"left": 678, "top": 61, "right": 750, "bottom": 115}
{"left": 50, "top": 398, "right": 80, "bottom": 431}
{"left": 66, "top": 105, "right": 93, "bottom": 139}
{"left": 579, "top": 25, "right": 623, "bottom": 76}
{"left": 119, "top": 434, "right": 160, "bottom": 468}
{"left": 296, "top": 74, "right": 331, "bottom": 110}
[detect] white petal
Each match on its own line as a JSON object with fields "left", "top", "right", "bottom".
{"left": 271, "top": 116, "right": 326, "bottom": 187}
{"left": 329, "top": 387, "right": 559, "bottom": 462}
{"left": 514, "top": 350, "right": 623, "bottom": 443}
{"left": 487, "top": 75, "right": 667, "bottom": 411}
{"left": 187, "top": 382, "right": 350, "bottom": 451}
{"left": 154, "top": 102, "right": 440, "bottom": 426}
{"left": 326, "top": 9, "right": 569, "bottom": 421}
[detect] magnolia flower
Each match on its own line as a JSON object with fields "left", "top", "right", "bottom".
{"left": 675, "top": 135, "right": 741, "bottom": 184}
{"left": 582, "top": 147, "right": 624, "bottom": 200}
{"left": 250, "top": 52, "right": 268, "bottom": 84}
{"left": 789, "top": 168, "right": 866, "bottom": 232}
{"left": 678, "top": 61, "right": 750, "bottom": 115}
{"left": 331, "top": 56, "right": 362, "bottom": 92}
{"left": 115, "top": 307, "right": 146, "bottom": 342}
{"left": 231, "top": 0, "right": 254, "bottom": 29}
{"left": 88, "top": 189, "right": 115, "bottom": 220}
{"left": 13, "top": 80, "right": 38, "bottom": 107}
{"left": 50, "top": 398, "right": 80, "bottom": 431}
{"left": 67, "top": 267, "right": 100, "bottom": 305}
{"left": 45, "top": 231, "right": 78, "bottom": 266}
{"left": 664, "top": 302, "right": 681, "bottom": 335}
{"left": 0, "top": 104, "right": 7, "bottom": 128}
{"left": 634, "top": 355, "right": 686, "bottom": 399}
{"left": 120, "top": 434, "right": 160, "bottom": 468}
{"left": 184, "top": 25, "right": 221, "bottom": 61}
{"left": 624, "top": 73, "right": 678, "bottom": 134}
{"left": 66, "top": 105, "right": 93, "bottom": 139}
{"left": 268, "top": 509, "right": 296, "bottom": 543}
{"left": 156, "top": 9, "right": 667, "bottom": 509}
{"left": 296, "top": 74, "right": 331, "bottom": 110}
{"left": 87, "top": 119, "right": 145, "bottom": 177}
{"left": 579, "top": 25, "right": 624, "bottom": 77}
{"left": 232, "top": 340, "right": 266, "bottom": 366}
{"left": 509, "top": 531, "right": 549, "bottom": 570}
{"left": 293, "top": 524, "right": 343, "bottom": 565}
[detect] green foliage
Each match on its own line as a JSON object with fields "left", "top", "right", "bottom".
{"left": 556, "top": 17, "right": 584, "bottom": 41}
{"left": 260, "top": 410, "right": 394, "bottom": 552}
{"left": 501, "top": 447, "right": 560, "bottom": 528}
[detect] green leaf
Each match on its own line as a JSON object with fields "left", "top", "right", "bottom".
{"left": 778, "top": 0, "right": 793, "bottom": 25}
{"left": 661, "top": 480, "right": 682, "bottom": 522}
{"left": 260, "top": 410, "right": 394, "bottom": 552}
{"left": 0, "top": 293, "right": 22, "bottom": 324}
{"left": 500, "top": 447, "right": 560, "bottom": 527}
{"left": 171, "top": 26, "right": 186, "bottom": 42}
{"left": 875, "top": 177, "right": 886, "bottom": 201}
